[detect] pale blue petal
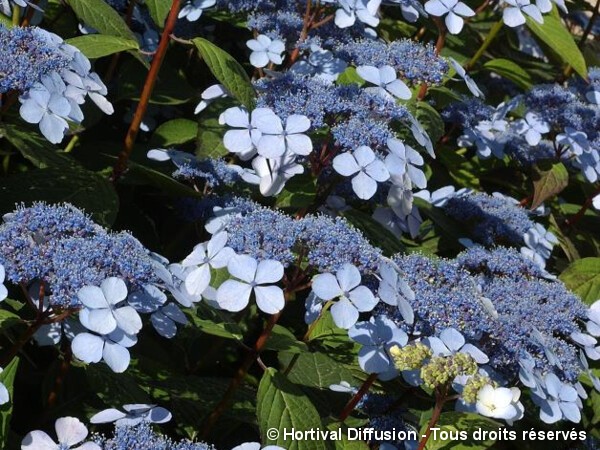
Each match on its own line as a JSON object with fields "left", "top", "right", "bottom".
{"left": 102, "top": 341, "right": 130, "bottom": 373}
{"left": 331, "top": 297, "right": 359, "bottom": 329}
{"left": 72, "top": 333, "right": 104, "bottom": 363}
{"left": 216, "top": 280, "right": 252, "bottom": 312}
{"left": 336, "top": 264, "right": 361, "bottom": 292}
{"left": 184, "top": 265, "right": 211, "bottom": 297}
{"left": 101, "top": 277, "right": 128, "bottom": 305}
{"left": 113, "top": 306, "right": 142, "bottom": 335}
{"left": 228, "top": 254, "right": 257, "bottom": 283}
{"left": 254, "top": 285, "right": 285, "bottom": 314}
{"left": 440, "top": 328, "right": 465, "bottom": 352}
{"left": 90, "top": 408, "right": 126, "bottom": 424}
{"left": 349, "top": 286, "right": 378, "bottom": 312}
{"left": 358, "top": 347, "right": 390, "bottom": 373}
{"left": 333, "top": 153, "right": 360, "bottom": 177}
{"left": 312, "top": 273, "right": 342, "bottom": 300}
{"left": 77, "top": 285, "right": 107, "bottom": 309}
{"left": 352, "top": 171, "right": 378, "bottom": 199}
{"left": 255, "top": 259, "right": 284, "bottom": 284}
{"left": 79, "top": 308, "right": 117, "bottom": 335}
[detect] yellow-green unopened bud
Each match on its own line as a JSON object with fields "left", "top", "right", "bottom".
{"left": 420, "top": 352, "right": 479, "bottom": 389}
{"left": 390, "top": 343, "right": 432, "bottom": 371}
{"left": 462, "top": 374, "right": 493, "bottom": 404}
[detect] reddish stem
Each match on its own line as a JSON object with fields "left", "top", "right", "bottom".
{"left": 111, "top": 0, "right": 181, "bottom": 182}
{"left": 565, "top": 184, "right": 600, "bottom": 228}
{"left": 338, "top": 373, "right": 378, "bottom": 421}
{"left": 417, "top": 386, "right": 447, "bottom": 450}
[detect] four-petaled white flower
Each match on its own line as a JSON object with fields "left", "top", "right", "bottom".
{"left": 219, "top": 106, "right": 266, "bottom": 160}
{"left": 515, "top": 112, "right": 550, "bottom": 146}
{"left": 424, "top": 0, "right": 475, "bottom": 34}
{"left": 334, "top": 0, "right": 382, "bottom": 28}
{"left": 183, "top": 231, "right": 235, "bottom": 298}
{"left": 333, "top": 146, "right": 390, "bottom": 200}
{"left": 21, "top": 416, "right": 100, "bottom": 450}
{"left": 501, "top": 0, "right": 543, "bottom": 27}
{"left": 311, "top": 263, "right": 379, "bottom": 329}
{"left": 251, "top": 154, "right": 304, "bottom": 196}
{"left": 216, "top": 255, "right": 285, "bottom": 314}
{"left": 90, "top": 404, "right": 172, "bottom": 426}
{"left": 19, "top": 82, "right": 70, "bottom": 144}
{"left": 356, "top": 65, "right": 412, "bottom": 100}
{"left": 178, "top": 0, "right": 216, "bottom": 22}
{"left": 246, "top": 35, "right": 285, "bottom": 68}
{"left": 254, "top": 110, "right": 313, "bottom": 158}
{"left": 78, "top": 277, "right": 142, "bottom": 336}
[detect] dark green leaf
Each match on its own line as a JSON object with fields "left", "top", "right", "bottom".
{"left": 0, "top": 310, "right": 22, "bottom": 332}
{"left": 125, "top": 159, "right": 203, "bottom": 198}
{"left": 151, "top": 118, "right": 199, "bottom": 147}
{"left": 275, "top": 173, "right": 317, "bottom": 209}
{"left": 0, "top": 124, "right": 76, "bottom": 169}
{"left": 337, "top": 67, "right": 365, "bottom": 86}
{"left": 66, "top": 34, "right": 139, "bottom": 59}
{"left": 559, "top": 258, "right": 600, "bottom": 304}
{"left": 66, "top": 0, "right": 137, "bottom": 41}
{"left": 531, "top": 161, "right": 568, "bottom": 209}
{"left": 0, "top": 166, "right": 119, "bottom": 227}
{"left": 279, "top": 352, "right": 355, "bottom": 389}
{"left": 526, "top": 15, "right": 587, "bottom": 78}
{"left": 265, "top": 326, "right": 307, "bottom": 354}
{"left": 257, "top": 368, "right": 327, "bottom": 450}
{"left": 193, "top": 38, "right": 256, "bottom": 109}
{"left": 146, "top": 0, "right": 171, "bottom": 27}
{"left": 483, "top": 58, "right": 533, "bottom": 90}
{"left": 196, "top": 117, "right": 228, "bottom": 159}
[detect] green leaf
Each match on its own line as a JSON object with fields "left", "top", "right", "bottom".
{"left": 146, "top": 0, "right": 171, "bottom": 27}
{"left": 275, "top": 173, "right": 317, "bottom": 209}
{"left": 531, "top": 161, "right": 568, "bottom": 209}
{"left": 337, "top": 67, "right": 365, "bottom": 86}
{"left": 559, "top": 258, "right": 600, "bottom": 304}
{"left": 279, "top": 352, "right": 355, "bottom": 389}
{"left": 196, "top": 117, "right": 228, "bottom": 159}
{"left": 0, "top": 13, "right": 11, "bottom": 28}
{"left": 87, "top": 364, "right": 151, "bottom": 404}
{"left": 413, "top": 197, "right": 465, "bottom": 245}
{"left": 0, "top": 358, "right": 19, "bottom": 449}
{"left": 65, "top": 34, "right": 139, "bottom": 59}
{"left": 257, "top": 368, "right": 328, "bottom": 450}
{"left": 265, "top": 326, "right": 307, "bottom": 354}
{"left": 422, "top": 412, "right": 500, "bottom": 450}
{"left": 307, "top": 311, "right": 349, "bottom": 345}
{"left": 0, "top": 124, "right": 75, "bottom": 169}
{"left": 188, "top": 302, "right": 244, "bottom": 341}
{"left": 126, "top": 160, "right": 203, "bottom": 198}
{"left": 66, "top": 0, "right": 137, "bottom": 41}
{"left": 342, "top": 209, "right": 404, "bottom": 256}
{"left": 192, "top": 38, "right": 255, "bottom": 109}
{"left": 483, "top": 58, "right": 533, "bottom": 90}
{"left": 0, "top": 166, "right": 119, "bottom": 227}
{"left": 0, "top": 310, "right": 22, "bottom": 332}
{"left": 526, "top": 15, "right": 587, "bottom": 78}
{"left": 407, "top": 101, "right": 445, "bottom": 144}
{"left": 151, "top": 119, "right": 199, "bottom": 147}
